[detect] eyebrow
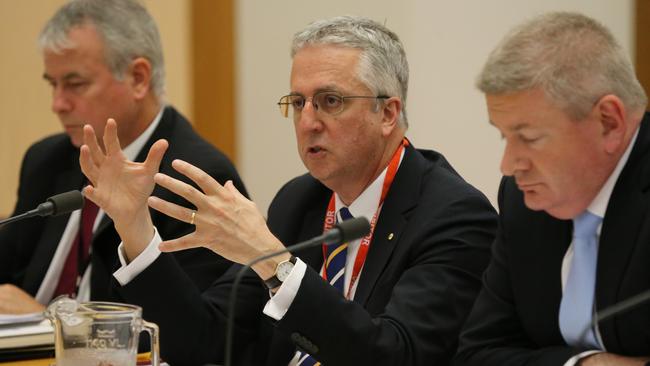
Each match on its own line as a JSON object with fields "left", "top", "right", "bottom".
{"left": 289, "top": 85, "right": 342, "bottom": 96}
{"left": 42, "top": 72, "right": 85, "bottom": 82}
{"left": 488, "top": 119, "right": 533, "bottom": 132}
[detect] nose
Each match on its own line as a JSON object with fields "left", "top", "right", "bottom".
{"left": 51, "top": 87, "right": 72, "bottom": 114}
{"left": 500, "top": 141, "right": 529, "bottom": 176}
{"left": 295, "top": 99, "right": 323, "bottom": 132}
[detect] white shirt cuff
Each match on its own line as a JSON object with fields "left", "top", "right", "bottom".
{"left": 113, "top": 227, "right": 162, "bottom": 286}
{"left": 263, "top": 258, "right": 307, "bottom": 320}
{"left": 563, "top": 350, "right": 605, "bottom": 366}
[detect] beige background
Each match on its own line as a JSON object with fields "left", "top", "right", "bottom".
{"left": 236, "top": 0, "right": 634, "bottom": 213}
{"left": 0, "top": 0, "right": 635, "bottom": 217}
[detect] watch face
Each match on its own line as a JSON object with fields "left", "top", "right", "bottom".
{"left": 276, "top": 261, "right": 294, "bottom": 282}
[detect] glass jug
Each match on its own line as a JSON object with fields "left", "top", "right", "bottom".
{"left": 45, "top": 297, "right": 160, "bottom": 366}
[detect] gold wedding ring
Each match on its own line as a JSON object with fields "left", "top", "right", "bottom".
{"left": 190, "top": 210, "right": 196, "bottom": 225}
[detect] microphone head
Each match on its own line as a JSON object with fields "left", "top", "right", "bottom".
{"left": 336, "top": 217, "right": 371, "bottom": 243}
{"left": 47, "top": 190, "right": 84, "bottom": 216}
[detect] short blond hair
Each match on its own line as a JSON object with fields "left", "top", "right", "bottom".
{"left": 478, "top": 12, "right": 647, "bottom": 120}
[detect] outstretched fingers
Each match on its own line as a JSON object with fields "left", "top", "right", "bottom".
{"left": 79, "top": 145, "right": 100, "bottom": 185}
{"left": 82, "top": 124, "right": 105, "bottom": 167}
{"left": 158, "top": 233, "right": 204, "bottom": 253}
{"left": 171, "top": 159, "right": 224, "bottom": 196}
{"left": 102, "top": 119, "right": 122, "bottom": 156}
{"left": 148, "top": 196, "right": 196, "bottom": 225}
{"left": 144, "top": 139, "right": 169, "bottom": 174}
{"left": 153, "top": 172, "right": 205, "bottom": 209}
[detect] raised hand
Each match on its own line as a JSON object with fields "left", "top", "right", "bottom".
{"left": 79, "top": 119, "right": 168, "bottom": 260}
{"left": 147, "top": 159, "right": 288, "bottom": 279}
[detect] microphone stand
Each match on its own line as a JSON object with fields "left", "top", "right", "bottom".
{"left": 223, "top": 217, "right": 370, "bottom": 366}
{"left": 224, "top": 234, "right": 333, "bottom": 366}
{"left": 0, "top": 190, "right": 83, "bottom": 226}
{"left": 576, "top": 288, "right": 650, "bottom": 347}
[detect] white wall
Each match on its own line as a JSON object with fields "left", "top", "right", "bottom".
{"left": 236, "top": 0, "right": 634, "bottom": 214}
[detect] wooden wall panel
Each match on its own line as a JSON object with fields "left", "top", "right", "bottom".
{"left": 191, "top": 0, "right": 237, "bottom": 162}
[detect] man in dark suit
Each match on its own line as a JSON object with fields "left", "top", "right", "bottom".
{"left": 0, "top": 0, "right": 246, "bottom": 323}
{"left": 81, "top": 16, "right": 497, "bottom": 365}
{"left": 454, "top": 12, "right": 650, "bottom": 366}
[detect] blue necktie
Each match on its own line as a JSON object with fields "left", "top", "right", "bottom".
{"left": 297, "top": 208, "right": 353, "bottom": 366}
{"left": 559, "top": 210, "right": 602, "bottom": 349}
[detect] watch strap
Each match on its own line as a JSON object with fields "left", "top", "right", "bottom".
{"left": 263, "top": 256, "right": 297, "bottom": 289}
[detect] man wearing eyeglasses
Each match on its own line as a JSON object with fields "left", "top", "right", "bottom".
{"left": 80, "top": 16, "right": 497, "bottom": 365}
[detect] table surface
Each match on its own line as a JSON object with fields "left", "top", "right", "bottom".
{"left": 0, "top": 359, "right": 51, "bottom": 366}
{"left": 0, "top": 352, "right": 154, "bottom": 365}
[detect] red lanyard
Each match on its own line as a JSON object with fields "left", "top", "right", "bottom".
{"left": 321, "top": 138, "right": 408, "bottom": 299}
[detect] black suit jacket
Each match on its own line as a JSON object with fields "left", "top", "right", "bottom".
{"left": 0, "top": 105, "right": 247, "bottom": 302}
{"left": 255, "top": 143, "right": 497, "bottom": 366}
{"left": 120, "top": 143, "right": 497, "bottom": 366}
{"left": 454, "top": 113, "right": 650, "bottom": 365}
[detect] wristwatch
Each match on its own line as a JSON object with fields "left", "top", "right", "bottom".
{"left": 263, "top": 256, "right": 297, "bottom": 289}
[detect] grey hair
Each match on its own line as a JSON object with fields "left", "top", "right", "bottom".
{"left": 477, "top": 11, "right": 647, "bottom": 120}
{"left": 292, "top": 16, "right": 409, "bottom": 129}
{"left": 39, "top": 0, "right": 165, "bottom": 99}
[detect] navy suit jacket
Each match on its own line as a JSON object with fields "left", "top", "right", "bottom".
{"left": 454, "top": 113, "right": 650, "bottom": 365}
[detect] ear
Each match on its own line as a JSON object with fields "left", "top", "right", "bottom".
{"left": 594, "top": 94, "right": 627, "bottom": 154}
{"left": 127, "top": 57, "right": 153, "bottom": 100}
{"left": 379, "top": 97, "right": 402, "bottom": 137}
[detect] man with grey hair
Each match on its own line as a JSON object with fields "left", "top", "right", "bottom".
{"left": 0, "top": 0, "right": 246, "bottom": 335}
{"left": 80, "top": 15, "right": 497, "bottom": 365}
{"left": 454, "top": 12, "right": 650, "bottom": 366}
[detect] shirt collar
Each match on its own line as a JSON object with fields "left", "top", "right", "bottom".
{"left": 121, "top": 106, "right": 165, "bottom": 161}
{"left": 587, "top": 126, "right": 639, "bottom": 218}
{"left": 334, "top": 147, "right": 406, "bottom": 221}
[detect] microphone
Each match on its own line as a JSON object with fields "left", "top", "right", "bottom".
{"left": 0, "top": 190, "right": 84, "bottom": 226}
{"left": 576, "top": 288, "right": 650, "bottom": 346}
{"left": 593, "top": 288, "right": 650, "bottom": 327}
{"left": 224, "top": 216, "right": 371, "bottom": 366}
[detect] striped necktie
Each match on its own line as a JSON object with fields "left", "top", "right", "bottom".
{"left": 296, "top": 207, "right": 353, "bottom": 366}
{"left": 325, "top": 207, "right": 353, "bottom": 291}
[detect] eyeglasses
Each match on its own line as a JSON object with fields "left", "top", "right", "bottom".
{"left": 277, "top": 91, "right": 389, "bottom": 118}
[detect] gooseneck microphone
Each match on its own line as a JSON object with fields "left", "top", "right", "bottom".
{"left": 0, "top": 190, "right": 84, "bottom": 227}
{"left": 576, "top": 288, "right": 650, "bottom": 346}
{"left": 224, "top": 217, "right": 371, "bottom": 366}
{"left": 593, "top": 288, "right": 650, "bottom": 327}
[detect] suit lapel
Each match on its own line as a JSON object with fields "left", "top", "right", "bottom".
{"left": 597, "top": 115, "right": 650, "bottom": 349}
{"left": 23, "top": 153, "right": 84, "bottom": 294}
{"left": 293, "top": 205, "right": 328, "bottom": 270}
{"left": 521, "top": 210, "right": 572, "bottom": 343}
{"left": 353, "top": 145, "right": 419, "bottom": 305}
